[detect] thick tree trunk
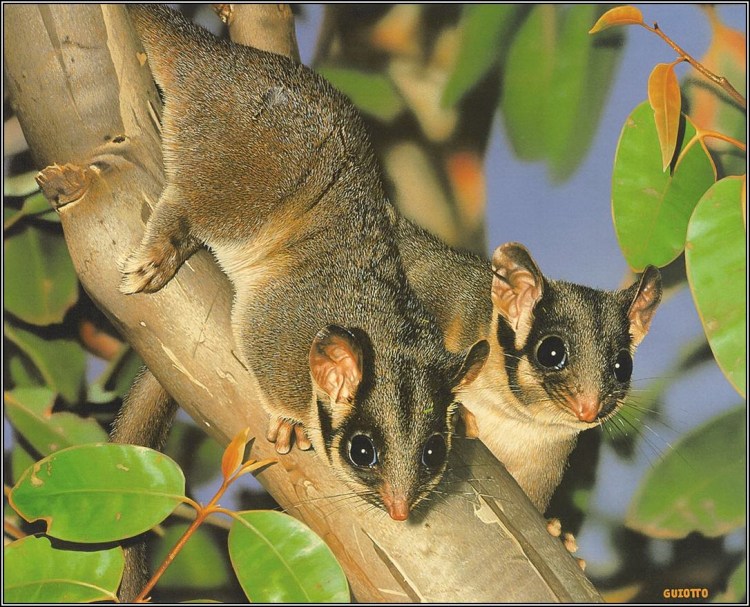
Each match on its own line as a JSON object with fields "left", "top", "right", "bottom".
{"left": 3, "top": 5, "right": 601, "bottom": 602}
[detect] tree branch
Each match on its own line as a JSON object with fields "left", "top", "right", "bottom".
{"left": 4, "top": 5, "right": 601, "bottom": 602}
{"left": 642, "top": 21, "right": 746, "bottom": 110}
{"left": 214, "top": 3, "right": 300, "bottom": 61}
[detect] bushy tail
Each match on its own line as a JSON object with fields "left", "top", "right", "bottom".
{"left": 111, "top": 367, "right": 178, "bottom": 601}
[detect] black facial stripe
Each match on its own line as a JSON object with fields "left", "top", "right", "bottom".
{"left": 496, "top": 315, "right": 521, "bottom": 398}
{"left": 316, "top": 397, "right": 335, "bottom": 464}
{"left": 593, "top": 298, "right": 620, "bottom": 372}
{"left": 397, "top": 374, "right": 416, "bottom": 433}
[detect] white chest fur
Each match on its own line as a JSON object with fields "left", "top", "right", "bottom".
{"left": 459, "top": 342, "right": 580, "bottom": 511}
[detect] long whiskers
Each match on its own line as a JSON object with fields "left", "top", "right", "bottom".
{"left": 283, "top": 486, "right": 382, "bottom": 520}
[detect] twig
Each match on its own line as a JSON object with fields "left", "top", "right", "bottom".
{"left": 169, "top": 502, "right": 233, "bottom": 531}
{"left": 641, "top": 21, "right": 746, "bottom": 110}
{"left": 673, "top": 126, "right": 746, "bottom": 174}
{"left": 133, "top": 492, "right": 223, "bottom": 602}
{"left": 698, "top": 130, "right": 747, "bottom": 153}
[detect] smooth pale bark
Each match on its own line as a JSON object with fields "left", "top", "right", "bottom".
{"left": 3, "top": 5, "right": 601, "bottom": 602}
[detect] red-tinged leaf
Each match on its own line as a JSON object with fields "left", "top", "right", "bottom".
{"left": 687, "top": 8, "right": 746, "bottom": 131}
{"left": 589, "top": 5, "right": 643, "bottom": 34}
{"left": 648, "top": 63, "right": 682, "bottom": 171}
{"left": 238, "top": 458, "right": 276, "bottom": 476}
{"left": 221, "top": 427, "right": 250, "bottom": 480}
{"left": 683, "top": 7, "right": 746, "bottom": 177}
{"left": 446, "top": 151, "right": 486, "bottom": 227}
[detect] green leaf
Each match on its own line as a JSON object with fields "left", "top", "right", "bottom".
{"left": 7, "top": 352, "right": 44, "bottom": 388}
{"left": 10, "top": 443, "right": 186, "bottom": 543}
{"left": 500, "top": 5, "right": 624, "bottom": 180}
{"left": 626, "top": 405, "right": 746, "bottom": 539}
{"left": 4, "top": 535, "right": 123, "bottom": 603}
{"left": 612, "top": 101, "right": 717, "bottom": 271}
{"left": 4, "top": 224, "right": 79, "bottom": 325}
{"left": 86, "top": 382, "right": 120, "bottom": 405}
{"left": 150, "top": 524, "right": 230, "bottom": 590}
{"left": 37, "top": 208, "right": 62, "bottom": 223}
{"left": 500, "top": 5, "right": 556, "bottom": 161}
{"left": 546, "top": 5, "right": 625, "bottom": 181}
{"left": 21, "top": 191, "right": 53, "bottom": 215}
{"left": 5, "top": 385, "right": 55, "bottom": 417}
{"left": 11, "top": 443, "right": 37, "bottom": 486}
{"left": 318, "top": 66, "right": 404, "bottom": 122}
{"left": 713, "top": 558, "right": 746, "bottom": 602}
{"left": 441, "top": 4, "right": 519, "bottom": 108}
{"left": 228, "top": 510, "right": 349, "bottom": 603}
{"left": 4, "top": 170, "right": 40, "bottom": 197}
{"left": 4, "top": 322, "right": 86, "bottom": 404}
{"left": 5, "top": 387, "right": 108, "bottom": 456}
{"left": 4, "top": 204, "right": 18, "bottom": 226}
{"left": 686, "top": 176, "right": 746, "bottom": 396}
{"left": 4, "top": 193, "right": 56, "bottom": 230}
{"left": 571, "top": 488, "right": 592, "bottom": 512}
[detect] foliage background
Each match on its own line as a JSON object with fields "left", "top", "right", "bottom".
{"left": 3, "top": 3, "right": 746, "bottom": 603}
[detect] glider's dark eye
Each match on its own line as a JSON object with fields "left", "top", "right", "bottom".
{"left": 349, "top": 434, "right": 377, "bottom": 467}
{"left": 536, "top": 336, "right": 567, "bottom": 370}
{"left": 422, "top": 434, "right": 447, "bottom": 469}
{"left": 614, "top": 350, "right": 633, "bottom": 383}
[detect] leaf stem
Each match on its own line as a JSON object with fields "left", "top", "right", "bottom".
{"left": 169, "top": 502, "right": 233, "bottom": 530}
{"left": 230, "top": 457, "right": 277, "bottom": 483}
{"left": 134, "top": 508, "right": 207, "bottom": 602}
{"left": 640, "top": 21, "right": 746, "bottom": 110}
{"left": 132, "top": 447, "right": 274, "bottom": 600}
{"left": 134, "top": 479, "right": 231, "bottom": 603}
{"left": 698, "top": 130, "right": 747, "bottom": 153}
{"left": 211, "top": 506, "right": 240, "bottom": 519}
{"left": 672, "top": 133, "right": 702, "bottom": 173}
{"left": 181, "top": 496, "right": 203, "bottom": 512}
